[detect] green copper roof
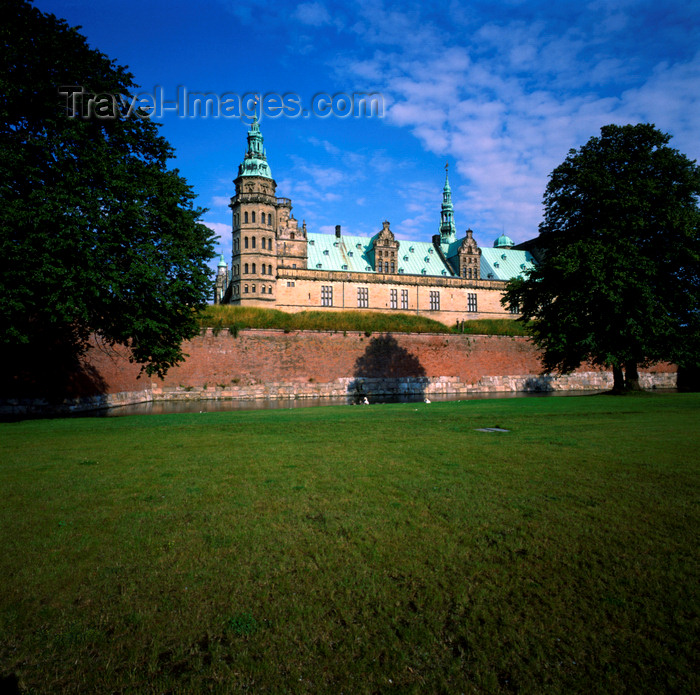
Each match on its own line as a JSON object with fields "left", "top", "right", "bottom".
{"left": 439, "top": 164, "right": 457, "bottom": 244}
{"left": 494, "top": 233, "right": 514, "bottom": 248}
{"left": 306, "top": 232, "right": 454, "bottom": 277}
{"left": 238, "top": 117, "right": 272, "bottom": 179}
{"left": 218, "top": 253, "right": 227, "bottom": 268}
{"left": 480, "top": 248, "right": 535, "bottom": 281}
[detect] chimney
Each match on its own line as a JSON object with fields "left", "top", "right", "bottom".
{"left": 335, "top": 225, "right": 341, "bottom": 238}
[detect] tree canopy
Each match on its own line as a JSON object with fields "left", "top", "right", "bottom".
{"left": 503, "top": 123, "right": 700, "bottom": 391}
{"left": 0, "top": 0, "right": 216, "bottom": 394}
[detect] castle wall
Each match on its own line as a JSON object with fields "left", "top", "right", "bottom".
{"left": 274, "top": 268, "right": 509, "bottom": 324}
{"left": 0, "top": 330, "right": 677, "bottom": 415}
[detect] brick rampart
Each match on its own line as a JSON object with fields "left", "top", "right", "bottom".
{"left": 1, "top": 329, "right": 677, "bottom": 415}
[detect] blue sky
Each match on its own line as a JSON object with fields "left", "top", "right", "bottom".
{"left": 36, "top": 0, "right": 700, "bottom": 270}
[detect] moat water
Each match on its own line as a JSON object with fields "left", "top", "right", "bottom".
{"left": 97, "top": 389, "right": 606, "bottom": 417}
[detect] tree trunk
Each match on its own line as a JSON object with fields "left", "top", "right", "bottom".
{"left": 612, "top": 365, "right": 625, "bottom": 393}
{"left": 624, "top": 360, "right": 642, "bottom": 391}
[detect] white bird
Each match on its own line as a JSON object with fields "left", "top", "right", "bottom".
{"left": 362, "top": 397, "right": 369, "bottom": 405}
{"left": 424, "top": 398, "right": 431, "bottom": 404}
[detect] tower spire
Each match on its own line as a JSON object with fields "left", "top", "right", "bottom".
{"left": 237, "top": 116, "right": 272, "bottom": 179}
{"left": 439, "top": 162, "right": 456, "bottom": 242}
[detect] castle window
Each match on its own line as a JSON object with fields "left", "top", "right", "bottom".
{"left": 321, "top": 285, "right": 333, "bottom": 307}
{"left": 251, "top": 284, "right": 256, "bottom": 293}
{"left": 357, "top": 287, "right": 369, "bottom": 308}
{"left": 268, "top": 285, "right": 272, "bottom": 293}
{"left": 252, "top": 211, "right": 256, "bottom": 223}
{"left": 268, "top": 214, "right": 272, "bottom": 225}
{"left": 268, "top": 264, "right": 273, "bottom": 275}
{"left": 287, "top": 281, "right": 295, "bottom": 287}
{"left": 509, "top": 302, "right": 519, "bottom": 314}
{"left": 261, "top": 285, "right": 266, "bottom": 294}
{"left": 401, "top": 289, "right": 408, "bottom": 310}
{"left": 291, "top": 232, "right": 295, "bottom": 240}
{"left": 261, "top": 210, "right": 264, "bottom": 224}
{"left": 390, "top": 289, "right": 397, "bottom": 310}
{"left": 390, "top": 261, "right": 395, "bottom": 273}
{"left": 430, "top": 291, "right": 440, "bottom": 311}
{"left": 252, "top": 236, "right": 256, "bottom": 249}
{"left": 244, "top": 284, "right": 249, "bottom": 293}
{"left": 244, "top": 263, "right": 249, "bottom": 274}
{"left": 468, "top": 293, "right": 477, "bottom": 312}
{"left": 384, "top": 262, "right": 389, "bottom": 273}
{"left": 252, "top": 263, "right": 256, "bottom": 274}
{"left": 244, "top": 236, "right": 249, "bottom": 249}
{"left": 244, "top": 212, "right": 248, "bottom": 224}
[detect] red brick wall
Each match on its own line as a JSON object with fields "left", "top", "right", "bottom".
{"left": 154, "top": 330, "right": 547, "bottom": 388}
{"left": 77, "top": 329, "right": 674, "bottom": 396}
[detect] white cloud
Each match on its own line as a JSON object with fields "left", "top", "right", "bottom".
{"left": 210, "top": 196, "right": 231, "bottom": 209}
{"left": 294, "top": 2, "right": 332, "bottom": 27}
{"left": 334, "top": 0, "right": 700, "bottom": 243}
{"left": 203, "top": 221, "right": 230, "bottom": 239}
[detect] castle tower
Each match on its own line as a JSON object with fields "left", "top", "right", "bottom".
{"left": 439, "top": 163, "right": 457, "bottom": 244}
{"left": 214, "top": 254, "right": 229, "bottom": 304}
{"left": 229, "top": 117, "right": 279, "bottom": 304}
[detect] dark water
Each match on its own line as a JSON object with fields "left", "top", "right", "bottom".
{"left": 98, "top": 389, "right": 606, "bottom": 418}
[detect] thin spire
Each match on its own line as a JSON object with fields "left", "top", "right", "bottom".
{"left": 439, "top": 162, "right": 456, "bottom": 242}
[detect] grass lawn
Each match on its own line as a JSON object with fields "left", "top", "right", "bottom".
{"left": 197, "top": 304, "right": 531, "bottom": 336}
{"left": 0, "top": 394, "right": 698, "bottom": 693}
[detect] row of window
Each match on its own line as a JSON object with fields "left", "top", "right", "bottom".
{"left": 234, "top": 236, "right": 274, "bottom": 252}
{"left": 234, "top": 211, "right": 274, "bottom": 226}
{"left": 389, "top": 289, "right": 409, "bottom": 310}
{"left": 314, "top": 287, "right": 477, "bottom": 312}
{"left": 233, "top": 283, "right": 479, "bottom": 313}
{"left": 235, "top": 284, "right": 273, "bottom": 294}
{"left": 238, "top": 263, "right": 273, "bottom": 275}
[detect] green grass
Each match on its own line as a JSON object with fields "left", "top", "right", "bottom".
{"left": 197, "top": 304, "right": 532, "bottom": 336}
{"left": 1, "top": 394, "right": 698, "bottom": 693}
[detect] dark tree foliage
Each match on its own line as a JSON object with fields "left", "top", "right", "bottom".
{"left": 503, "top": 123, "right": 700, "bottom": 391}
{"left": 0, "top": 0, "right": 216, "bottom": 392}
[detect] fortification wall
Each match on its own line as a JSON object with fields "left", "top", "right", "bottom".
{"left": 0, "top": 329, "right": 677, "bottom": 415}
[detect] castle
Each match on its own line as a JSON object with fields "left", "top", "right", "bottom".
{"left": 214, "top": 119, "right": 536, "bottom": 325}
